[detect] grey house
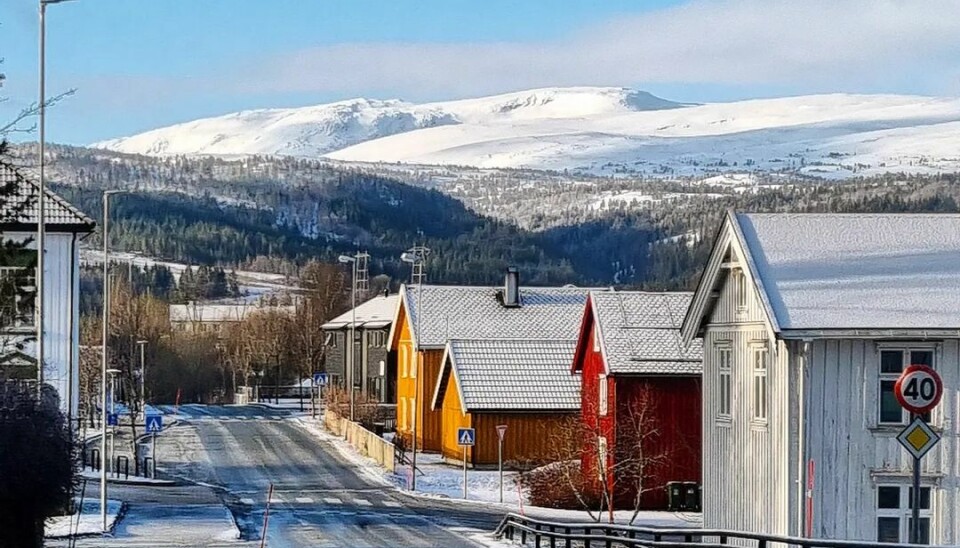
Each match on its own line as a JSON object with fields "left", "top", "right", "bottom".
{"left": 322, "top": 292, "right": 399, "bottom": 403}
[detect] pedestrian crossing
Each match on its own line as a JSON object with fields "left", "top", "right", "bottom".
{"left": 186, "top": 415, "right": 287, "bottom": 422}
{"left": 234, "top": 492, "right": 404, "bottom": 510}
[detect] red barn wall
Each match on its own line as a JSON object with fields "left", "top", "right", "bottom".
{"left": 615, "top": 376, "right": 701, "bottom": 509}
{"left": 578, "top": 317, "right": 617, "bottom": 488}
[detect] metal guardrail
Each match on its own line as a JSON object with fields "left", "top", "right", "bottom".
{"left": 494, "top": 513, "right": 940, "bottom": 548}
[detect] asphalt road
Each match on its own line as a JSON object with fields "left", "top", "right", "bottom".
{"left": 64, "top": 404, "right": 506, "bottom": 547}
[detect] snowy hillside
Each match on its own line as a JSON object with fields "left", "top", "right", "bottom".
{"left": 94, "top": 88, "right": 960, "bottom": 178}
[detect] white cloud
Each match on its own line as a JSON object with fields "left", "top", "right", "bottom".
{"left": 230, "top": 0, "right": 960, "bottom": 98}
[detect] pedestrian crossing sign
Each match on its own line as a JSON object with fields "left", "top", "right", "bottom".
{"left": 146, "top": 415, "right": 163, "bottom": 434}
{"left": 457, "top": 427, "right": 475, "bottom": 446}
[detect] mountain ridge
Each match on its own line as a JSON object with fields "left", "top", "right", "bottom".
{"left": 94, "top": 87, "right": 960, "bottom": 178}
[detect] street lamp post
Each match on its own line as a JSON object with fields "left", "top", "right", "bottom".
{"left": 100, "top": 189, "right": 123, "bottom": 532}
{"left": 337, "top": 255, "right": 357, "bottom": 422}
{"left": 400, "top": 250, "right": 427, "bottom": 491}
{"left": 137, "top": 340, "right": 147, "bottom": 418}
{"left": 36, "top": 0, "right": 75, "bottom": 396}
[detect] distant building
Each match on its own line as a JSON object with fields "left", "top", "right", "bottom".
{"left": 389, "top": 269, "right": 596, "bottom": 453}
{"left": 322, "top": 291, "right": 398, "bottom": 403}
{"left": 168, "top": 301, "right": 295, "bottom": 337}
{"left": 682, "top": 212, "right": 960, "bottom": 543}
{"left": 0, "top": 165, "right": 95, "bottom": 417}
{"left": 571, "top": 290, "right": 702, "bottom": 510}
{"left": 432, "top": 338, "right": 579, "bottom": 467}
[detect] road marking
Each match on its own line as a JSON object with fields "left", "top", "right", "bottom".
{"left": 354, "top": 498, "right": 372, "bottom": 506}
{"left": 295, "top": 497, "right": 314, "bottom": 504}
{"left": 271, "top": 494, "right": 284, "bottom": 503}
{"left": 323, "top": 497, "right": 342, "bottom": 505}
{"left": 239, "top": 498, "right": 255, "bottom": 505}
{"left": 237, "top": 415, "right": 248, "bottom": 420}
{"left": 382, "top": 501, "right": 401, "bottom": 507}
{"left": 254, "top": 415, "right": 264, "bottom": 420}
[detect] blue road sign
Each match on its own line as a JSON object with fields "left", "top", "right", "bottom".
{"left": 313, "top": 372, "right": 328, "bottom": 386}
{"left": 145, "top": 415, "right": 163, "bottom": 434}
{"left": 107, "top": 413, "right": 119, "bottom": 426}
{"left": 457, "top": 427, "right": 476, "bottom": 446}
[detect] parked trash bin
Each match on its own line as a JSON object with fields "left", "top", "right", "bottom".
{"left": 683, "top": 482, "right": 701, "bottom": 512}
{"left": 666, "top": 481, "right": 685, "bottom": 511}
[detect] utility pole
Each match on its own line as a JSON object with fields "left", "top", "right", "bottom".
{"left": 337, "top": 254, "right": 359, "bottom": 421}
{"left": 400, "top": 245, "right": 430, "bottom": 491}
{"left": 100, "top": 190, "right": 122, "bottom": 532}
{"left": 137, "top": 340, "right": 147, "bottom": 418}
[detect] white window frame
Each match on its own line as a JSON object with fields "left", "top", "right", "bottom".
{"left": 597, "top": 436, "right": 608, "bottom": 479}
{"left": 411, "top": 349, "right": 418, "bottom": 379}
{"left": 592, "top": 325, "right": 600, "bottom": 353}
{"left": 876, "top": 483, "right": 933, "bottom": 543}
{"left": 409, "top": 397, "right": 416, "bottom": 432}
{"left": 598, "top": 373, "right": 608, "bottom": 416}
{"left": 735, "top": 268, "right": 748, "bottom": 311}
{"left": 399, "top": 397, "right": 406, "bottom": 430}
{"left": 878, "top": 345, "right": 936, "bottom": 426}
{"left": 751, "top": 343, "right": 768, "bottom": 424}
{"left": 716, "top": 343, "right": 732, "bottom": 423}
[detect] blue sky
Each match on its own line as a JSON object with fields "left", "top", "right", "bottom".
{"left": 2, "top": 0, "right": 959, "bottom": 144}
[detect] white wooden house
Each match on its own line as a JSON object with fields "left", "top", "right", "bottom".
{"left": 1, "top": 165, "right": 95, "bottom": 418}
{"left": 681, "top": 211, "right": 960, "bottom": 544}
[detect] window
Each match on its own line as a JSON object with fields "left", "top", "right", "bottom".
{"left": 411, "top": 350, "right": 418, "bottom": 379}
{"left": 400, "top": 345, "right": 408, "bottom": 378}
{"left": 409, "top": 398, "right": 416, "bottom": 432}
{"left": 876, "top": 485, "right": 932, "bottom": 543}
{"left": 399, "top": 397, "right": 406, "bottom": 429}
{"left": 597, "top": 436, "right": 608, "bottom": 479}
{"left": 370, "top": 331, "right": 386, "bottom": 348}
{"left": 0, "top": 261, "right": 37, "bottom": 329}
{"left": 598, "top": 374, "right": 608, "bottom": 416}
{"left": 735, "top": 269, "right": 748, "bottom": 310}
{"left": 592, "top": 325, "right": 600, "bottom": 353}
{"left": 717, "top": 345, "right": 732, "bottom": 420}
{"left": 752, "top": 345, "right": 768, "bottom": 422}
{"left": 879, "top": 348, "right": 934, "bottom": 425}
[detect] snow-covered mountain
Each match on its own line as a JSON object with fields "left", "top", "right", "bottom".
{"left": 94, "top": 87, "right": 960, "bottom": 178}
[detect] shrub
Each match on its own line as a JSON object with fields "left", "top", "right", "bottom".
{"left": 521, "top": 459, "right": 600, "bottom": 509}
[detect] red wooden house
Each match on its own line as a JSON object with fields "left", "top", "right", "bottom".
{"left": 571, "top": 291, "right": 703, "bottom": 510}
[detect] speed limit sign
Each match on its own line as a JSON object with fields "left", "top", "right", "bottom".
{"left": 895, "top": 364, "right": 943, "bottom": 415}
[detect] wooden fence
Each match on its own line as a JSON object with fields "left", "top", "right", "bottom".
{"left": 324, "top": 410, "right": 396, "bottom": 472}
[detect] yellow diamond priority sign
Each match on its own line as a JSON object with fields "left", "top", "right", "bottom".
{"left": 897, "top": 417, "right": 940, "bottom": 460}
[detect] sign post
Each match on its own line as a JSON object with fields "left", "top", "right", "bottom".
{"left": 496, "top": 424, "right": 508, "bottom": 503}
{"left": 894, "top": 364, "right": 943, "bottom": 544}
{"left": 458, "top": 427, "right": 475, "bottom": 500}
{"left": 146, "top": 415, "right": 163, "bottom": 479}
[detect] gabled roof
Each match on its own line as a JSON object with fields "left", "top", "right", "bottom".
{"left": 0, "top": 164, "right": 95, "bottom": 230}
{"left": 684, "top": 211, "right": 960, "bottom": 338}
{"left": 322, "top": 294, "right": 398, "bottom": 330}
{"left": 575, "top": 291, "right": 702, "bottom": 376}
{"left": 432, "top": 338, "right": 580, "bottom": 413}
{"left": 391, "top": 284, "right": 593, "bottom": 350}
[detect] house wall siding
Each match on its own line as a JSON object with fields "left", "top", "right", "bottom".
{"left": 806, "top": 338, "right": 960, "bottom": 543}
{"left": 702, "top": 263, "right": 790, "bottom": 535}
{"left": 7, "top": 232, "right": 78, "bottom": 416}
{"left": 395, "top": 303, "right": 444, "bottom": 452}
{"left": 439, "top": 374, "right": 473, "bottom": 463}
{"left": 473, "top": 413, "right": 574, "bottom": 467}
{"left": 580, "top": 318, "right": 616, "bottom": 486}
{"left": 615, "top": 377, "right": 702, "bottom": 509}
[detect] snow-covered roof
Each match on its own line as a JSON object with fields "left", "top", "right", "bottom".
{"left": 322, "top": 294, "right": 398, "bottom": 330}
{"left": 433, "top": 339, "right": 580, "bottom": 413}
{"left": 169, "top": 302, "right": 295, "bottom": 323}
{"left": 0, "top": 164, "right": 95, "bottom": 229}
{"left": 398, "top": 284, "right": 593, "bottom": 349}
{"left": 580, "top": 291, "right": 702, "bottom": 376}
{"left": 737, "top": 213, "right": 960, "bottom": 330}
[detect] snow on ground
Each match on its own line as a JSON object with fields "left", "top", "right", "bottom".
{"left": 301, "top": 416, "right": 701, "bottom": 528}
{"left": 108, "top": 504, "right": 240, "bottom": 544}
{"left": 591, "top": 191, "right": 722, "bottom": 211}
{"left": 78, "top": 248, "right": 296, "bottom": 302}
{"left": 46, "top": 499, "right": 122, "bottom": 538}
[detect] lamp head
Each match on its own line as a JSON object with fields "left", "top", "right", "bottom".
{"left": 338, "top": 255, "right": 355, "bottom": 264}
{"left": 400, "top": 252, "right": 418, "bottom": 264}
